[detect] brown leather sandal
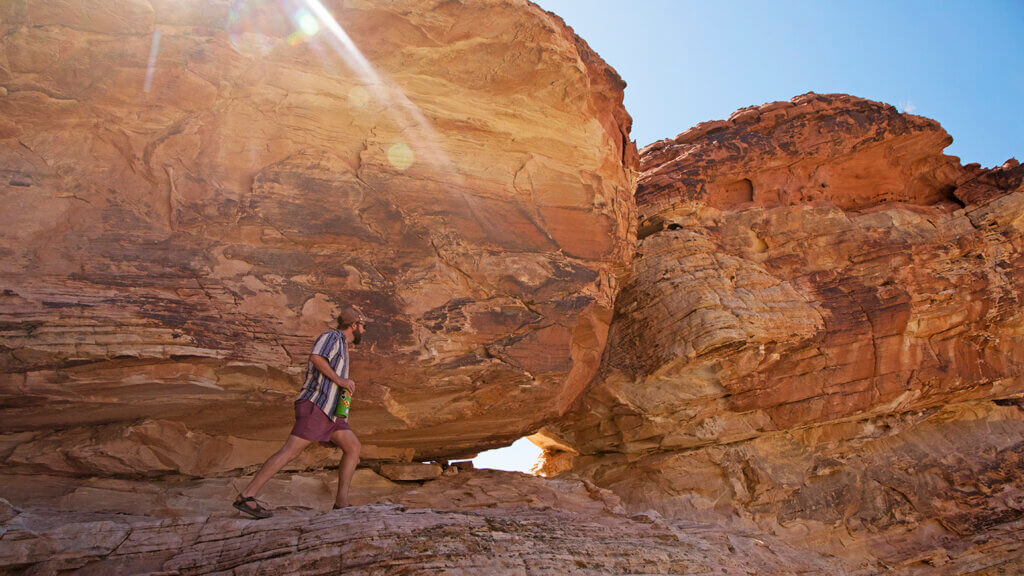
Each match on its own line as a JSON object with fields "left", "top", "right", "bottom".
{"left": 233, "top": 494, "right": 273, "bottom": 519}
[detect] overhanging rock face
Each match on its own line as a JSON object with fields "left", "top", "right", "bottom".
{"left": 2, "top": 3, "right": 1024, "bottom": 571}
{"left": 0, "top": 0, "right": 637, "bottom": 471}
{"left": 536, "top": 93, "right": 1024, "bottom": 567}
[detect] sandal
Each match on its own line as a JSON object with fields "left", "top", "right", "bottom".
{"left": 233, "top": 494, "right": 273, "bottom": 519}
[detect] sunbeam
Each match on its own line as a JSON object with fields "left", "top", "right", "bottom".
{"left": 143, "top": 29, "right": 161, "bottom": 92}
{"left": 224, "top": 0, "right": 498, "bottom": 238}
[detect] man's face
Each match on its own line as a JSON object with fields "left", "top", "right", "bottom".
{"left": 352, "top": 321, "right": 365, "bottom": 345}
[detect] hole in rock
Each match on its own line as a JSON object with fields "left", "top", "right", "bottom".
{"left": 708, "top": 178, "right": 754, "bottom": 208}
{"left": 471, "top": 437, "right": 543, "bottom": 473}
{"left": 636, "top": 216, "right": 666, "bottom": 240}
{"left": 941, "top": 184, "right": 967, "bottom": 208}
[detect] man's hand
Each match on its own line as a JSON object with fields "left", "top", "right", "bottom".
{"left": 338, "top": 378, "right": 356, "bottom": 395}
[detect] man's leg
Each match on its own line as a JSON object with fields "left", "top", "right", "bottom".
{"left": 329, "top": 429, "right": 361, "bottom": 508}
{"left": 238, "top": 434, "right": 311, "bottom": 509}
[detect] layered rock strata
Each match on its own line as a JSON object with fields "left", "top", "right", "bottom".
{"left": 536, "top": 93, "right": 1024, "bottom": 569}
{"left": 0, "top": 469, "right": 876, "bottom": 575}
{"left": 0, "top": 0, "right": 636, "bottom": 470}
{"left": 5, "top": 466, "right": 1021, "bottom": 574}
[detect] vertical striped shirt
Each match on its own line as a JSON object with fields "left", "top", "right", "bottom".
{"left": 297, "top": 330, "right": 349, "bottom": 421}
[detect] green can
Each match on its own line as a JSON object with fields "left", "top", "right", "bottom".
{"left": 335, "top": 390, "right": 351, "bottom": 419}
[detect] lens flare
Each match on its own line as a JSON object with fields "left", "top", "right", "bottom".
{"left": 387, "top": 143, "right": 414, "bottom": 171}
{"left": 286, "top": 7, "right": 322, "bottom": 45}
{"left": 225, "top": 0, "right": 284, "bottom": 56}
{"left": 296, "top": 10, "right": 320, "bottom": 36}
{"left": 143, "top": 29, "right": 161, "bottom": 93}
{"left": 348, "top": 85, "right": 370, "bottom": 108}
{"left": 223, "top": 0, "right": 490, "bottom": 232}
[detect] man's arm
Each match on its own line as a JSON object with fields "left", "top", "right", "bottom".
{"left": 309, "top": 354, "right": 356, "bottom": 394}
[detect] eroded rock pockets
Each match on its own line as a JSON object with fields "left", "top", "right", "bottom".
{"left": 0, "top": 0, "right": 638, "bottom": 472}
{"left": 535, "top": 93, "right": 1024, "bottom": 567}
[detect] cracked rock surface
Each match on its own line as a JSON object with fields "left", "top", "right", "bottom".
{"left": 536, "top": 94, "right": 1024, "bottom": 571}
{"left": 4, "top": 467, "right": 1019, "bottom": 574}
{"left": 3, "top": 1, "right": 1024, "bottom": 573}
{"left": 0, "top": 469, "right": 878, "bottom": 575}
{"left": 0, "top": 0, "right": 636, "bottom": 466}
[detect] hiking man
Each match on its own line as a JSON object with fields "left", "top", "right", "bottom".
{"left": 233, "top": 306, "right": 366, "bottom": 518}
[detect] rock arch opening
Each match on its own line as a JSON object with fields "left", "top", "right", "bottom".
{"left": 471, "top": 437, "right": 544, "bottom": 473}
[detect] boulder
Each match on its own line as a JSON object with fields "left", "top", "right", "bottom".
{"left": 0, "top": 0, "right": 637, "bottom": 472}
{"left": 537, "top": 94, "right": 1024, "bottom": 566}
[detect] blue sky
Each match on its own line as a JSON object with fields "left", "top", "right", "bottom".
{"left": 533, "top": 0, "right": 1023, "bottom": 168}
{"left": 472, "top": 437, "right": 542, "bottom": 472}
{"left": 475, "top": 0, "right": 1022, "bottom": 473}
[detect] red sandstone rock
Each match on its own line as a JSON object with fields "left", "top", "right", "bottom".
{"left": 0, "top": 470, "right": 877, "bottom": 575}
{"left": 639, "top": 93, "right": 964, "bottom": 213}
{"left": 1, "top": 2, "right": 1021, "bottom": 571}
{"left": 537, "top": 93, "right": 1024, "bottom": 568}
{"left": 0, "top": 0, "right": 636, "bottom": 470}
{"left": 3, "top": 467, "right": 1019, "bottom": 574}
{"left": 379, "top": 462, "right": 443, "bottom": 481}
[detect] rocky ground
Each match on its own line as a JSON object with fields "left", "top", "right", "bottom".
{"left": 3, "top": 467, "right": 1022, "bottom": 574}
{"left": 0, "top": 468, "right": 878, "bottom": 575}
{"left": 1, "top": 1, "right": 1023, "bottom": 574}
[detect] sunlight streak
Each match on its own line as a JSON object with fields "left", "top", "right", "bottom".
{"left": 143, "top": 29, "right": 161, "bottom": 92}
{"left": 298, "top": 0, "right": 498, "bottom": 235}
{"left": 301, "top": 0, "right": 378, "bottom": 85}
{"left": 224, "top": 0, "right": 497, "bottom": 237}
{"left": 301, "top": 0, "right": 448, "bottom": 174}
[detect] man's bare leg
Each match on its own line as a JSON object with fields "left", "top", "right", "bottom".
{"left": 329, "top": 429, "right": 361, "bottom": 508}
{"left": 237, "top": 434, "right": 311, "bottom": 510}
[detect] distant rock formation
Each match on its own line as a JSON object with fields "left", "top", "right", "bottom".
{"left": 536, "top": 93, "right": 1024, "bottom": 569}
{"left": 638, "top": 93, "right": 966, "bottom": 212}
{"left": 0, "top": 0, "right": 636, "bottom": 471}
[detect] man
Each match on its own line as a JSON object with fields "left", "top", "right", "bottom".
{"left": 233, "top": 306, "right": 366, "bottom": 519}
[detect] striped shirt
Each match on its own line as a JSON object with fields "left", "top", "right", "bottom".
{"left": 296, "top": 330, "right": 349, "bottom": 421}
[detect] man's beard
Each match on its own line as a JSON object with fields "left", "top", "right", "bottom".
{"left": 352, "top": 327, "right": 363, "bottom": 345}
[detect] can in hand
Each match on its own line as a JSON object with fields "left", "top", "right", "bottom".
{"left": 335, "top": 390, "right": 351, "bottom": 419}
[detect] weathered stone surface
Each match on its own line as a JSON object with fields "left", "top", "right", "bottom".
{"left": 3, "top": 1, "right": 1022, "bottom": 569}
{"left": 536, "top": 94, "right": 1024, "bottom": 568}
{"left": 0, "top": 499, "right": 16, "bottom": 524}
{"left": 5, "top": 467, "right": 1021, "bottom": 574}
{"left": 0, "top": 469, "right": 877, "bottom": 575}
{"left": 0, "top": 0, "right": 637, "bottom": 470}
{"left": 0, "top": 468, "right": 625, "bottom": 519}
{"left": 0, "top": 506, "right": 857, "bottom": 575}
{"left": 638, "top": 92, "right": 965, "bottom": 213}
{"left": 379, "top": 461, "right": 443, "bottom": 481}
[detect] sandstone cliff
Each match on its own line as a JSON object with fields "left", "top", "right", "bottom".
{"left": 536, "top": 93, "right": 1024, "bottom": 571}
{"left": 0, "top": 0, "right": 636, "bottom": 472}
{"left": 2, "top": 0, "right": 1023, "bottom": 572}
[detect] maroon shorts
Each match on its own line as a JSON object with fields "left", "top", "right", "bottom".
{"left": 291, "top": 399, "right": 351, "bottom": 445}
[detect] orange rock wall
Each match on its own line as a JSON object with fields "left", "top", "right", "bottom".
{"left": 537, "top": 94, "right": 1024, "bottom": 566}
{"left": 0, "top": 0, "right": 637, "bottom": 471}
{"left": 1, "top": 2, "right": 1022, "bottom": 569}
